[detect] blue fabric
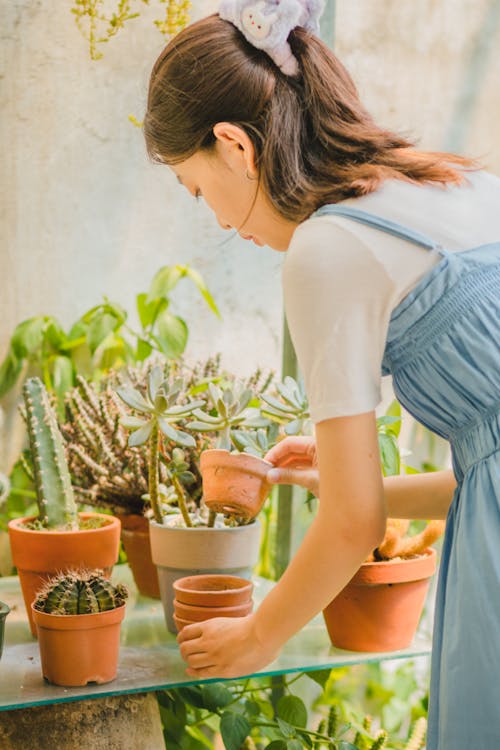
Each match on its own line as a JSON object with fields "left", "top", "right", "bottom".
{"left": 310, "top": 204, "right": 500, "bottom": 749}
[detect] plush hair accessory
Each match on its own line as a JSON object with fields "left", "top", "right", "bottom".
{"left": 218, "top": 0, "right": 325, "bottom": 76}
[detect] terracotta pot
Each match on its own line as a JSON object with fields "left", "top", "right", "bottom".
{"left": 149, "top": 517, "right": 261, "bottom": 634}
{"left": 200, "top": 449, "right": 272, "bottom": 520}
{"left": 0, "top": 601, "right": 9, "bottom": 659}
{"left": 32, "top": 603, "right": 125, "bottom": 686}
{"left": 173, "top": 574, "right": 253, "bottom": 607}
{"left": 118, "top": 514, "right": 160, "bottom": 599}
{"left": 323, "top": 548, "right": 437, "bottom": 652}
{"left": 8, "top": 513, "right": 121, "bottom": 637}
{"left": 173, "top": 614, "right": 195, "bottom": 632}
{"left": 173, "top": 598, "right": 253, "bottom": 622}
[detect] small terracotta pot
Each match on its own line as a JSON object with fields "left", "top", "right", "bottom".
{"left": 200, "top": 449, "right": 272, "bottom": 520}
{"left": 173, "top": 614, "right": 195, "bottom": 632}
{"left": 173, "top": 598, "right": 253, "bottom": 622}
{"left": 8, "top": 513, "right": 121, "bottom": 637}
{"left": 32, "top": 603, "right": 125, "bottom": 686}
{"left": 323, "top": 548, "right": 437, "bottom": 652}
{"left": 0, "top": 601, "right": 9, "bottom": 660}
{"left": 118, "top": 514, "right": 160, "bottom": 599}
{"left": 173, "top": 574, "right": 253, "bottom": 607}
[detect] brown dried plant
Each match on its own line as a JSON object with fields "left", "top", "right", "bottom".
{"left": 366, "top": 518, "right": 446, "bottom": 562}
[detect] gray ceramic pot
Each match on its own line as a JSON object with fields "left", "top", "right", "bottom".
{"left": 149, "top": 518, "right": 261, "bottom": 633}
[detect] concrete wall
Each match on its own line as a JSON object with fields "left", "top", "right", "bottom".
{"left": 1, "top": 0, "right": 499, "bottom": 471}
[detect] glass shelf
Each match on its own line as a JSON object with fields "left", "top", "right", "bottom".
{"left": 0, "top": 566, "right": 431, "bottom": 711}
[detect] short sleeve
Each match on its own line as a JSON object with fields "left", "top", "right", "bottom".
{"left": 283, "top": 216, "right": 397, "bottom": 423}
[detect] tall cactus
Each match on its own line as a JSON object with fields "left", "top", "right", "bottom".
{"left": 33, "top": 570, "right": 128, "bottom": 615}
{"left": 23, "top": 377, "right": 78, "bottom": 530}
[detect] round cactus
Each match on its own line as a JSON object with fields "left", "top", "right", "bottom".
{"left": 33, "top": 570, "right": 128, "bottom": 615}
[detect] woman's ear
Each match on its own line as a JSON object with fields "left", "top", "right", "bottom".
{"left": 212, "top": 122, "right": 257, "bottom": 173}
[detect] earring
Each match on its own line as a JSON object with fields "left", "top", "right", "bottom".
{"left": 246, "top": 169, "right": 257, "bottom": 181}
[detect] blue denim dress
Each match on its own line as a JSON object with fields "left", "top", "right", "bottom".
{"left": 311, "top": 204, "right": 500, "bottom": 749}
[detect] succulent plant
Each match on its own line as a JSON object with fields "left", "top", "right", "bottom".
{"left": 187, "top": 381, "right": 268, "bottom": 451}
{"left": 116, "top": 365, "right": 205, "bottom": 525}
{"left": 33, "top": 569, "right": 128, "bottom": 615}
{"left": 260, "top": 376, "right": 312, "bottom": 436}
{"left": 22, "top": 377, "right": 78, "bottom": 530}
{"left": 231, "top": 424, "right": 280, "bottom": 458}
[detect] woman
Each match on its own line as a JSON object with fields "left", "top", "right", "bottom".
{"left": 143, "top": 4, "right": 500, "bottom": 748}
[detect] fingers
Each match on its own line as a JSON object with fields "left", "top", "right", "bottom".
{"left": 266, "top": 467, "right": 319, "bottom": 496}
{"left": 264, "top": 436, "right": 316, "bottom": 466}
{"left": 177, "top": 623, "right": 203, "bottom": 644}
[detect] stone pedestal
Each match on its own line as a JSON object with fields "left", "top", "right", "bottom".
{"left": 0, "top": 693, "right": 164, "bottom": 750}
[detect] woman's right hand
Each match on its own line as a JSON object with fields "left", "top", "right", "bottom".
{"left": 264, "top": 436, "right": 320, "bottom": 497}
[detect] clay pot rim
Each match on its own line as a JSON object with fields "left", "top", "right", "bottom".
{"left": 173, "top": 574, "right": 253, "bottom": 598}
{"left": 200, "top": 449, "right": 273, "bottom": 474}
{"left": 31, "top": 602, "right": 126, "bottom": 630}
{"left": 8, "top": 513, "right": 120, "bottom": 537}
{"left": 351, "top": 547, "right": 437, "bottom": 585}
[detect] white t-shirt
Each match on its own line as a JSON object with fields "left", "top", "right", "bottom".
{"left": 283, "top": 170, "right": 500, "bottom": 423}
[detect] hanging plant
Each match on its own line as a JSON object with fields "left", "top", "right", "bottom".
{"left": 71, "top": 0, "right": 192, "bottom": 60}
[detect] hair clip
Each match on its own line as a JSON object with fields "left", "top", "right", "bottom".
{"left": 219, "top": 0, "right": 325, "bottom": 76}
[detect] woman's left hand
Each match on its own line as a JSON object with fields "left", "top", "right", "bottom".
{"left": 176, "top": 613, "right": 281, "bottom": 679}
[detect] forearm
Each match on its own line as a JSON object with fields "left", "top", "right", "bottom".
{"left": 384, "top": 469, "right": 456, "bottom": 519}
{"left": 254, "top": 510, "right": 376, "bottom": 650}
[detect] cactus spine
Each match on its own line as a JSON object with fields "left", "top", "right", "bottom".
{"left": 34, "top": 570, "right": 128, "bottom": 615}
{"left": 23, "top": 377, "right": 78, "bottom": 530}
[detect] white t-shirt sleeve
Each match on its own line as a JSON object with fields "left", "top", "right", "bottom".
{"left": 283, "top": 216, "right": 397, "bottom": 423}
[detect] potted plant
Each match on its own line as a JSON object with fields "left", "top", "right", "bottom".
{"left": 188, "top": 381, "right": 274, "bottom": 520}
{"left": 8, "top": 377, "right": 121, "bottom": 636}
{"left": 323, "top": 518, "right": 445, "bottom": 652}
{"left": 118, "top": 371, "right": 272, "bottom": 634}
{"left": 31, "top": 569, "right": 128, "bottom": 686}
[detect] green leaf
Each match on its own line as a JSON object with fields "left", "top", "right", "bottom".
{"left": 116, "top": 386, "right": 153, "bottom": 413}
{"left": 244, "top": 700, "right": 261, "bottom": 718}
{"left": 121, "top": 416, "right": 147, "bottom": 429}
{"left": 378, "top": 432, "right": 400, "bottom": 477}
{"left": 128, "top": 421, "right": 153, "bottom": 446}
{"left": 148, "top": 265, "right": 184, "bottom": 301}
{"left": 305, "top": 668, "right": 332, "bottom": 688}
{"left": 276, "top": 717, "right": 296, "bottom": 739}
{"left": 86, "top": 312, "right": 120, "bottom": 354}
{"left": 219, "top": 711, "right": 250, "bottom": 750}
{"left": 277, "top": 696, "right": 307, "bottom": 729}
{"left": 286, "top": 741, "right": 304, "bottom": 750}
{"left": 136, "top": 292, "right": 160, "bottom": 329}
{"left": 135, "top": 338, "right": 153, "bottom": 362}
{"left": 176, "top": 686, "right": 205, "bottom": 708}
{"left": 338, "top": 744, "right": 359, "bottom": 750}
{"left": 43, "top": 319, "right": 68, "bottom": 351}
{"left": 158, "top": 419, "right": 195, "bottom": 447}
{"left": 200, "top": 683, "right": 233, "bottom": 712}
{"left": 154, "top": 311, "right": 188, "bottom": 358}
{"left": 184, "top": 266, "right": 221, "bottom": 317}
{"left": 265, "top": 743, "right": 287, "bottom": 750}
{"left": 148, "top": 366, "right": 164, "bottom": 403}
{"left": 385, "top": 399, "right": 402, "bottom": 436}
{"left": 94, "top": 333, "right": 129, "bottom": 371}
{"left": 51, "top": 355, "right": 74, "bottom": 412}
{"left": 10, "top": 317, "right": 45, "bottom": 358}
{"left": 0, "top": 349, "right": 23, "bottom": 397}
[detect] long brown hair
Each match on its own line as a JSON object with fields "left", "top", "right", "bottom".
{"left": 144, "top": 13, "right": 475, "bottom": 223}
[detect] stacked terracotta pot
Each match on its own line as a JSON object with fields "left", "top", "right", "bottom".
{"left": 173, "top": 574, "right": 253, "bottom": 632}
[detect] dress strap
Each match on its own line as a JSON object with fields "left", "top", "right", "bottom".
{"left": 312, "top": 204, "right": 447, "bottom": 254}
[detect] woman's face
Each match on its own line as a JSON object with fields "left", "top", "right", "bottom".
{"left": 168, "top": 122, "right": 299, "bottom": 252}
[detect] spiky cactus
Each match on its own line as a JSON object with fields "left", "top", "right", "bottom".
{"left": 33, "top": 570, "right": 128, "bottom": 615}
{"left": 23, "top": 377, "right": 78, "bottom": 530}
